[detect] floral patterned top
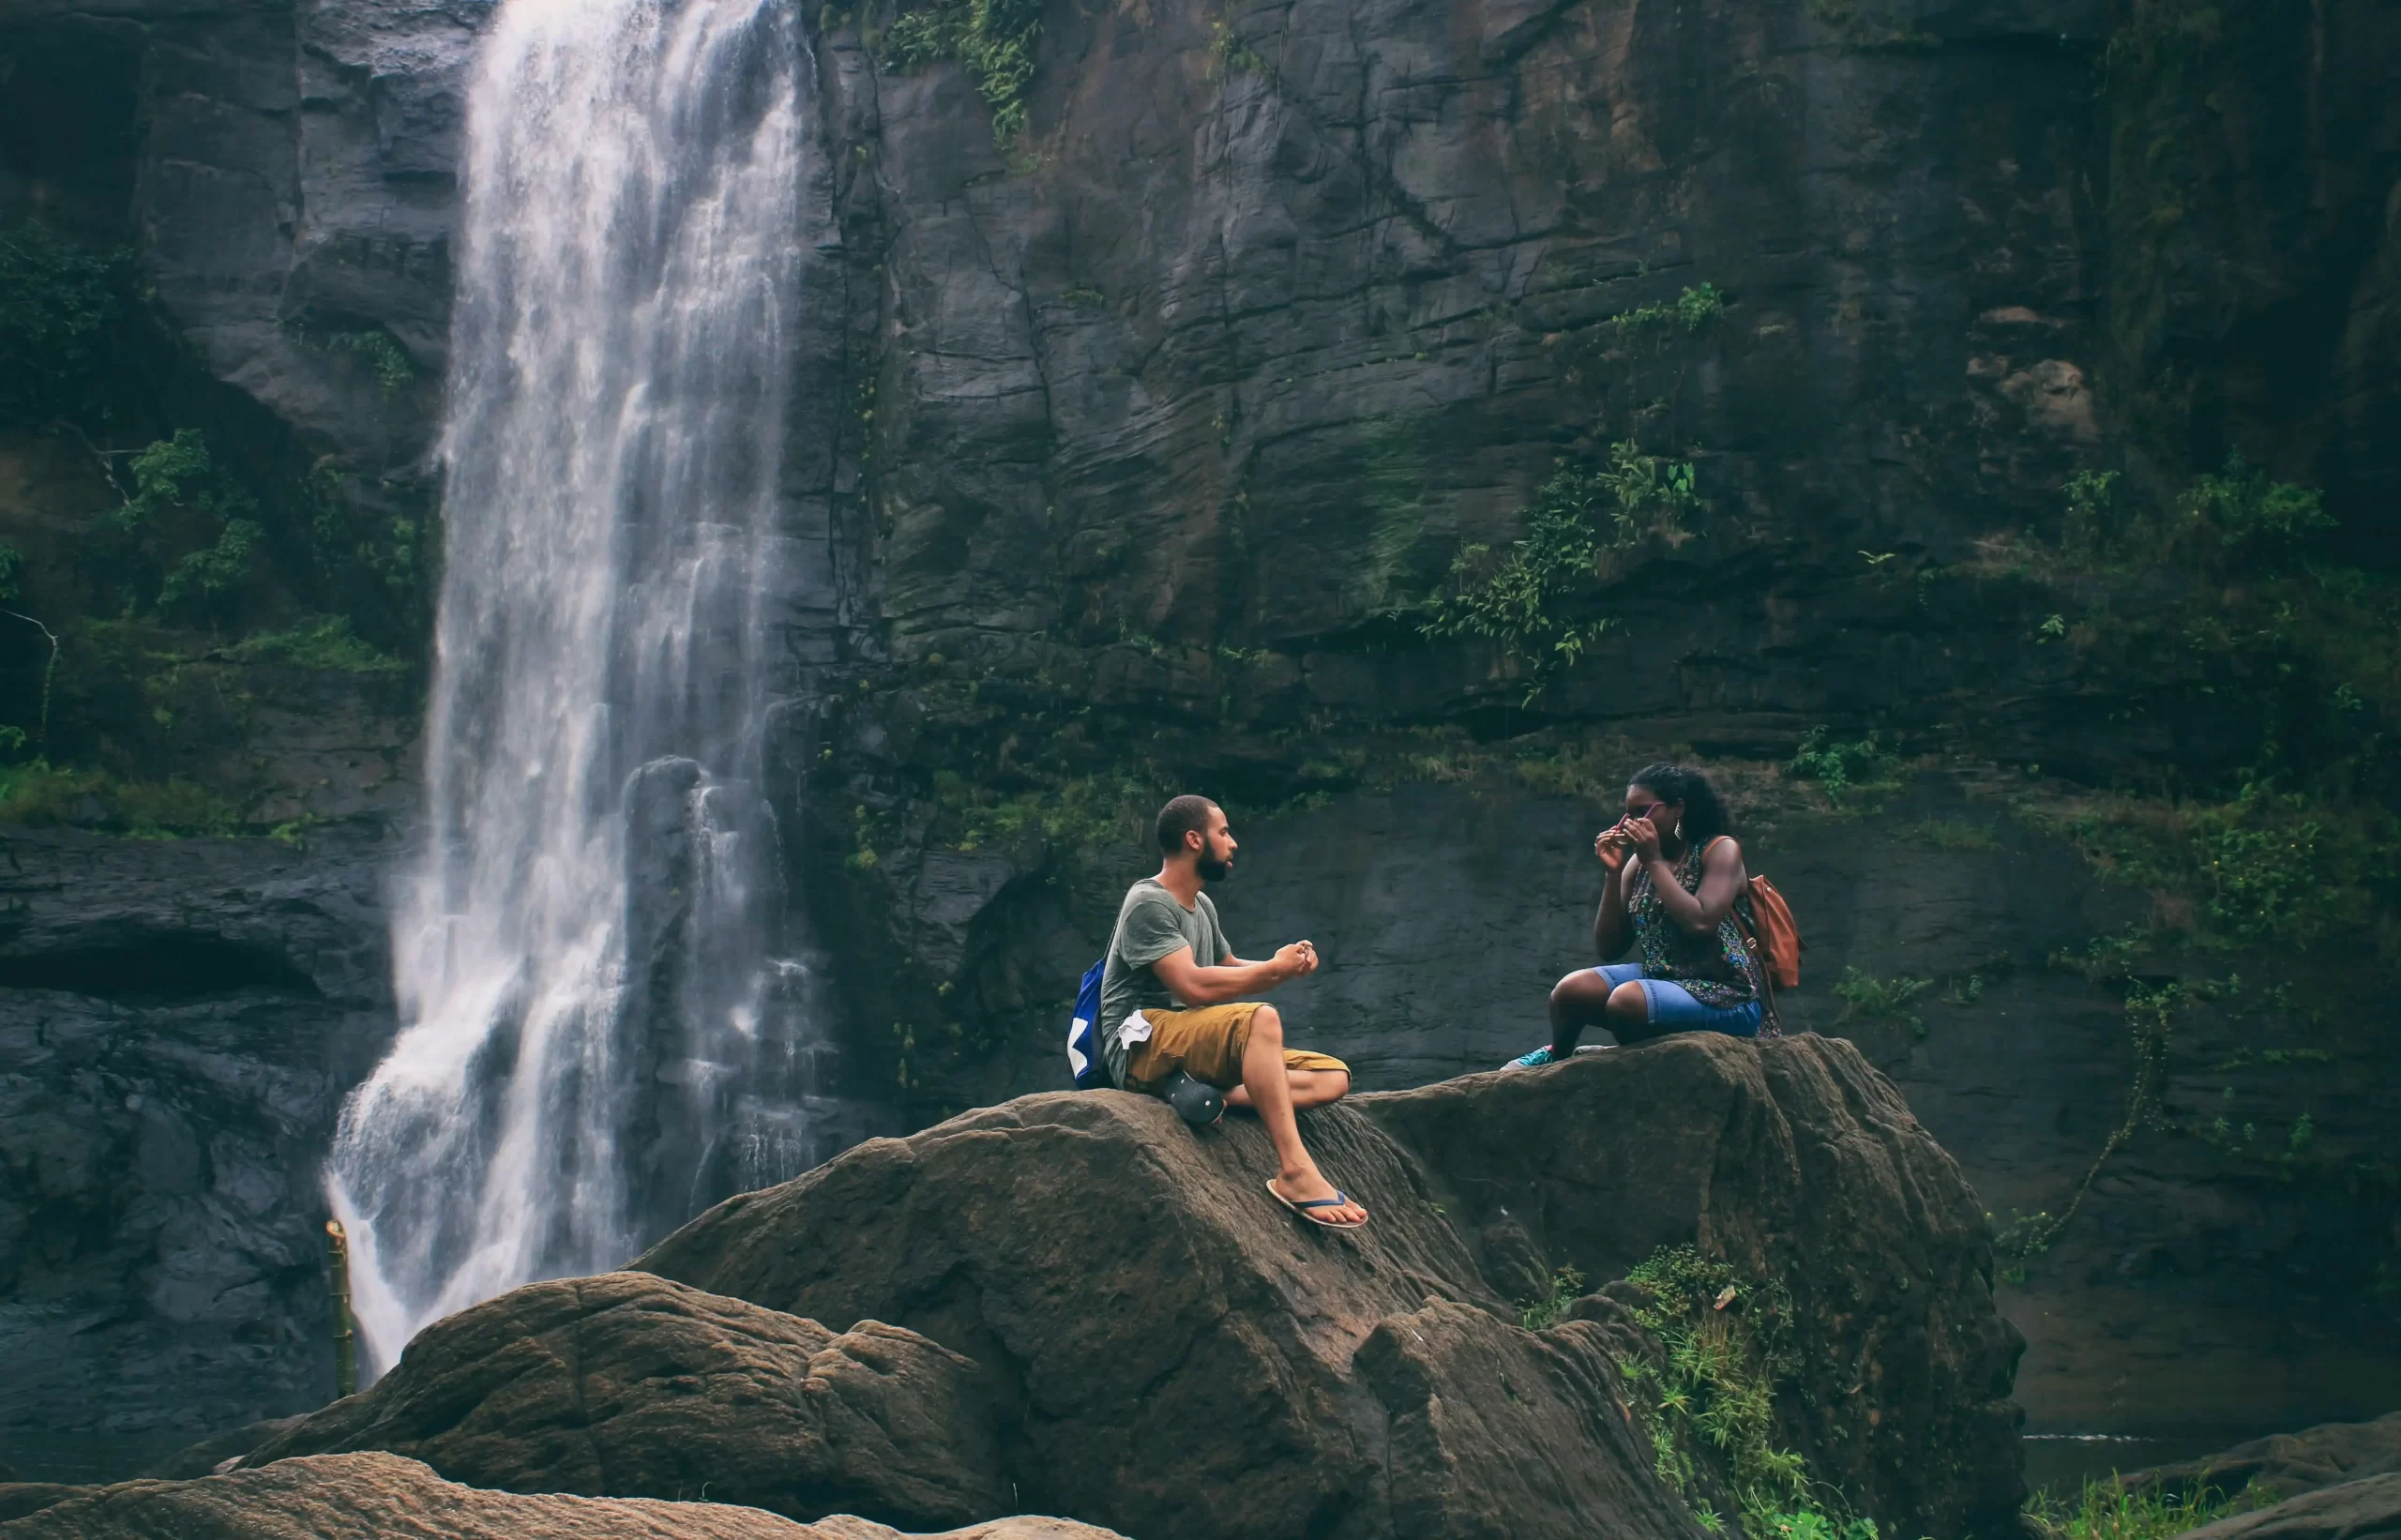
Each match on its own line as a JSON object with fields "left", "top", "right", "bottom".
{"left": 1625, "top": 838, "right": 1759, "bottom": 1009}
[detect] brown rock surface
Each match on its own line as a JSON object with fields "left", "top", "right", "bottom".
{"left": 0, "top": 1452, "right": 1124, "bottom": 1540}
{"left": 2175, "top": 1472, "right": 2401, "bottom": 1540}
{"left": 0, "top": 1488, "right": 81, "bottom": 1525}
{"left": 2129, "top": 1413, "right": 2401, "bottom": 1503}
{"left": 240, "top": 1273, "right": 1005, "bottom": 1531}
{"left": 640, "top": 1032, "right": 2022, "bottom": 1540}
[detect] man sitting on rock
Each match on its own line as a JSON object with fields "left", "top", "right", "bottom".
{"left": 1097, "top": 794, "right": 1367, "bottom": 1228}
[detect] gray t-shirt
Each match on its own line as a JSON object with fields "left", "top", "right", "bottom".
{"left": 1097, "top": 878, "right": 1231, "bottom": 1086}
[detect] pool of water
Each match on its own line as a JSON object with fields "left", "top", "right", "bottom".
{"left": 2023, "top": 1428, "right": 2273, "bottom": 1495}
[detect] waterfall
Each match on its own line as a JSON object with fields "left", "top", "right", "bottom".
{"left": 326, "top": 0, "right": 831, "bottom": 1376}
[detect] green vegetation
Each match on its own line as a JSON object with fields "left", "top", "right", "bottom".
{"left": 80, "top": 429, "right": 265, "bottom": 627}
{"left": 2025, "top": 778, "right": 2383, "bottom": 950}
{"left": 1613, "top": 1246, "right": 1867, "bottom": 1540}
{"left": 228, "top": 615, "right": 407, "bottom": 673}
{"left": 1207, "top": 16, "right": 1271, "bottom": 79}
{"left": 2026, "top": 1472, "right": 2270, "bottom": 1540}
{"left": 1611, "top": 283, "right": 1727, "bottom": 337}
{"left": 1422, "top": 443, "right": 1699, "bottom": 696}
{"left": 883, "top": 0, "right": 1043, "bottom": 141}
{"left": 0, "top": 223, "right": 134, "bottom": 428}
{"left": 2180, "top": 453, "right": 2333, "bottom": 553}
{"left": 1831, "top": 968, "right": 1931, "bottom": 1036}
{"left": 311, "top": 326, "right": 416, "bottom": 393}
{"left": 1994, "top": 975, "right": 2190, "bottom": 1261}
{"left": 935, "top": 764, "right": 1153, "bottom": 854}
{"left": 1787, "top": 727, "right": 1897, "bottom": 805}
{"left": 157, "top": 515, "right": 264, "bottom": 626}
{"left": 1518, "top": 1264, "right": 1587, "bottom": 1329}
{"left": 0, "top": 759, "right": 243, "bottom": 838}
{"left": 1901, "top": 818, "right": 1999, "bottom": 850}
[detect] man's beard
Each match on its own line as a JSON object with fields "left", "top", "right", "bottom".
{"left": 1199, "top": 856, "right": 1232, "bottom": 882}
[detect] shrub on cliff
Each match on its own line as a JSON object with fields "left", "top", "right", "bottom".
{"left": 1422, "top": 441, "right": 1699, "bottom": 697}
{"left": 0, "top": 223, "right": 134, "bottom": 430}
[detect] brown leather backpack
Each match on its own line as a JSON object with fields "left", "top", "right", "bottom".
{"left": 1742, "top": 874, "right": 1803, "bottom": 989}
{"left": 1704, "top": 838, "right": 1805, "bottom": 1031}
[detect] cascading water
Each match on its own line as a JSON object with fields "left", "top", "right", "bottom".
{"left": 327, "top": 0, "right": 836, "bottom": 1376}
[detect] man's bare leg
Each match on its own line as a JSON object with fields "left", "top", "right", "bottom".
{"left": 1226, "top": 1065, "right": 1350, "bottom": 1111}
{"left": 1243, "top": 1006, "right": 1367, "bottom": 1225}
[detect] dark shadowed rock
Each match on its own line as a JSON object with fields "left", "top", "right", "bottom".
{"left": 0, "top": 1488, "right": 80, "bottom": 1525}
{"left": 1354, "top": 1297, "right": 1675, "bottom": 1540}
{"left": 2175, "top": 1472, "right": 2401, "bottom": 1540}
{"left": 640, "top": 1033, "right": 2022, "bottom": 1540}
{"left": 242, "top": 1273, "right": 1006, "bottom": 1531}
{"left": 0, "top": 1451, "right": 1126, "bottom": 1540}
{"left": 0, "top": 823, "right": 398, "bottom": 1467}
{"left": 1360, "top": 1034, "right": 2027, "bottom": 1537}
{"left": 141, "top": 1415, "right": 307, "bottom": 1480}
{"left": 2128, "top": 1413, "right": 2401, "bottom": 1503}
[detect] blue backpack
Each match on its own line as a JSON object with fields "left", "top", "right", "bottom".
{"left": 1065, "top": 958, "right": 1108, "bottom": 1090}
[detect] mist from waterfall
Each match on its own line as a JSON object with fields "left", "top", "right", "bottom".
{"left": 326, "top": 0, "right": 829, "bottom": 1375}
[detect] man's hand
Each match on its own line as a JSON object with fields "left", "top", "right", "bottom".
{"left": 1273, "top": 940, "right": 1320, "bottom": 980}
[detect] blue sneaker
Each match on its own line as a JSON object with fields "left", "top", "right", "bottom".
{"left": 1508, "top": 1046, "right": 1557, "bottom": 1069}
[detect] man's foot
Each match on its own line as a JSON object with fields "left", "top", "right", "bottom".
{"left": 1267, "top": 1175, "right": 1367, "bottom": 1228}
{"left": 1507, "top": 1046, "right": 1558, "bottom": 1068}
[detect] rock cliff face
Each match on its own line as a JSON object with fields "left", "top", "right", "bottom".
{"left": 2, "top": 0, "right": 2397, "bottom": 1473}
{"left": 0, "top": 825, "right": 395, "bottom": 1475}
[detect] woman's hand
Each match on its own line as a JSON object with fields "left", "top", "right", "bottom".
{"left": 1623, "top": 814, "right": 1664, "bottom": 862}
{"left": 1594, "top": 824, "right": 1633, "bottom": 873}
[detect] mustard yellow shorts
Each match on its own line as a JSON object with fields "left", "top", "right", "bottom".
{"left": 1124, "top": 1001, "right": 1350, "bottom": 1093}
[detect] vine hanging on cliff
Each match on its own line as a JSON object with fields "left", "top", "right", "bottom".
{"left": 1422, "top": 441, "right": 1699, "bottom": 699}
{"left": 881, "top": 0, "right": 1044, "bottom": 143}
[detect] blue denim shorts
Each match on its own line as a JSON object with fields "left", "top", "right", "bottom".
{"left": 1593, "top": 963, "right": 1762, "bottom": 1036}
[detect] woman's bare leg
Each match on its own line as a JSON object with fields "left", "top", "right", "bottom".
{"left": 1548, "top": 969, "right": 1616, "bottom": 1054}
{"left": 1604, "top": 979, "right": 1668, "bottom": 1044}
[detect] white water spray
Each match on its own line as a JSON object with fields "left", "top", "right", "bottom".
{"left": 328, "top": 0, "right": 829, "bottom": 1375}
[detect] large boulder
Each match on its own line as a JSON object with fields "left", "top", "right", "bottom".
{"left": 0, "top": 1451, "right": 1123, "bottom": 1540}
{"left": 240, "top": 1272, "right": 1006, "bottom": 1530}
{"left": 639, "top": 1033, "right": 2024, "bottom": 1540}
{"left": 1362, "top": 1033, "right": 2028, "bottom": 1536}
{"left": 2176, "top": 1472, "right": 2401, "bottom": 1540}
{"left": 2128, "top": 1412, "right": 2401, "bottom": 1503}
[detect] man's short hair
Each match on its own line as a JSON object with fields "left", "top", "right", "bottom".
{"left": 1156, "top": 794, "right": 1218, "bottom": 854}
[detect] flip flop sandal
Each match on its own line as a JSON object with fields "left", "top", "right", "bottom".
{"left": 1267, "top": 1180, "right": 1367, "bottom": 1230}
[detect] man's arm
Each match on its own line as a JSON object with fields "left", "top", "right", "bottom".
{"left": 1152, "top": 942, "right": 1316, "bottom": 1006}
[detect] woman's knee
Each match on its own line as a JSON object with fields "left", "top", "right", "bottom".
{"left": 1605, "top": 981, "right": 1650, "bottom": 1019}
{"left": 1551, "top": 970, "right": 1608, "bottom": 1008}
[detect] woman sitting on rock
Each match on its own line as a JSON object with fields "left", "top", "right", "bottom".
{"left": 1507, "top": 762, "right": 1762, "bottom": 1067}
